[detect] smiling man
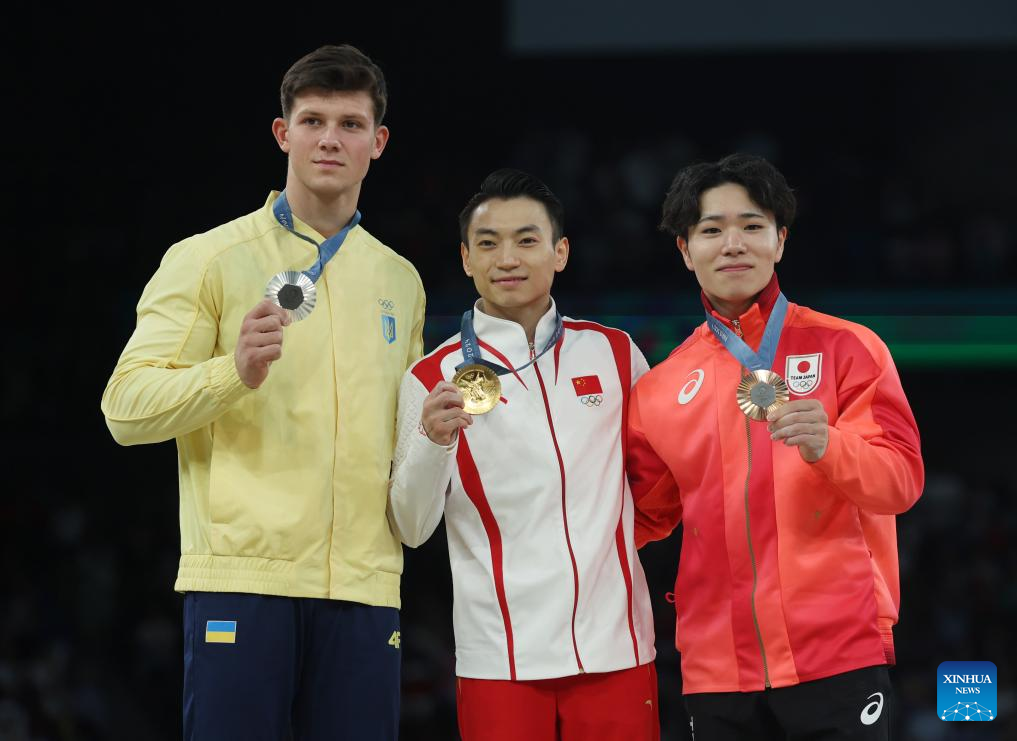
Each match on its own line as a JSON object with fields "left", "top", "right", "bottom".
{"left": 101, "top": 45, "right": 424, "bottom": 739}
{"left": 389, "top": 170, "right": 659, "bottom": 740}
{"left": 627, "top": 154, "right": 924, "bottom": 740}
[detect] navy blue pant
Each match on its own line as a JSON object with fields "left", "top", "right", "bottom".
{"left": 183, "top": 592, "right": 400, "bottom": 740}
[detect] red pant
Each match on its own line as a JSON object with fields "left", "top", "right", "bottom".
{"left": 456, "top": 663, "right": 660, "bottom": 741}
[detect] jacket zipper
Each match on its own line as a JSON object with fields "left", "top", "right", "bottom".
{"left": 533, "top": 358, "right": 585, "bottom": 674}
{"left": 733, "top": 318, "right": 771, "bottom": 689}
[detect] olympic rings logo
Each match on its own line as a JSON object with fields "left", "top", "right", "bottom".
{"left": 378, "top": 299, "right": 395, "bottom": 310}
{"left": 580, "top": 395, "right": 603, "bottom": 407}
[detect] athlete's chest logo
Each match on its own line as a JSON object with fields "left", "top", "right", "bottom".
{"left": 379, "top": 298, "right": 396, "bottom": 345}
{"left": 572, "top": 374, "right": 603, "bottom": 407}
{"left": 785, "top": 353, "right": 822, "bottom": 395}
{"left": 678, "top": 369, "right": 705, "bottom": 405}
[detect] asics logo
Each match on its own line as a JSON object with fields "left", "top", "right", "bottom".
{"left": 860, "top": 692, "right": 884, "bottom": 725}
{"left": 678, "top": 370, "right": 705, "bottom": 405}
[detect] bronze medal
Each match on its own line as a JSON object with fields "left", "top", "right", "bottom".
{"left": 265, "top": 271, "right": 316, "bottom": 322}
{"left": 737, "top": 369, "right": 789, "bottom": 421}
{"left": 452, "top": 364, "right": 502, "bottom": 415}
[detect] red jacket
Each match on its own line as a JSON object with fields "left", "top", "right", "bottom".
{"left": 628, "top": 278, "right": 923, "bottom": 694}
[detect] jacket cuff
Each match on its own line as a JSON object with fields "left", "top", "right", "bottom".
{"left": 208, "top": 354, "right": 254, "bottom": 406}
{"left": 415, "top": 425, "right": 459, "bottom": 455}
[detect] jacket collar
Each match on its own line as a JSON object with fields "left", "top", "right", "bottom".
{"left": 263, "top": 190, "right": 361, "bottom": 248}
{"left": 701, "top": 273, "right": 781, "bottom": 351}
{"left": 469, "top": 298, "right": 560, "bottom": 369}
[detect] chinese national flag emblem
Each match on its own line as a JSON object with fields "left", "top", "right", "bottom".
{"left": 571, "top": 375, "right": 603, "bottom": 395}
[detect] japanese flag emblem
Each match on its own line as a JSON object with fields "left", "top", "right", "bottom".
{"left": 785, "top": 353, "right": 822, "bottom": 395}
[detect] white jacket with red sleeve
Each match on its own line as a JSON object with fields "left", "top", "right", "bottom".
{"left": 389, "top": 300, "right": 655, "bottom": 680}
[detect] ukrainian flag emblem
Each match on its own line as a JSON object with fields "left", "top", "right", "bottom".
{"left": 205, "top": 620, "right": 237, "bottom": 644}
{"left": 381, "top": 314, "right": 396, "bottom": 344}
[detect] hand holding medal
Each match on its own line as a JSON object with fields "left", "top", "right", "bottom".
{"left": 235, "top": 300, "right": 291, "bottom": 389}
{"left": 704, "top": 293, "right": 829, "bottom": 460}
{"left": 767, "top": 399, "right": 829, "bottom": 462}
{"left": 421, "top": 382, "right": 474, "bottom": 445}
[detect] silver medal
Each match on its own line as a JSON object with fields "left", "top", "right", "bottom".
{"left": 265, "top": 271, "right": 316, "bottom": 322}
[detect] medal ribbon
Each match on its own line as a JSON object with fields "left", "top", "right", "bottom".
{"left": 456, "top": 309, "right": 563, "bottom": 374}
{"left": 272, "top": 190, "right": 361, "bottom": 282}
{"left": 705, "top": 293, "right": 789, "bottom": 371}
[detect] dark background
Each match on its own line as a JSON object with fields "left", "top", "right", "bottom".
{"left": 5, "top": 3, "right": 1016, "bottom": 739}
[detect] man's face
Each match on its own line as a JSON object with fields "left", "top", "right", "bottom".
{"left": 271, "top": 89, "right": 389, "bottom": 201}
{"left": 678, "top": 182, "right": 786, "bottom": 311}
{"left": 460, "top": 197, "right": 569, "bottom": 322}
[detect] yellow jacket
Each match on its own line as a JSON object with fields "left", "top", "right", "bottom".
{"left": 102, "top": 193, "right": 425, "bottom": 608}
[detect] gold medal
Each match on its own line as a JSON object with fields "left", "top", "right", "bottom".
{"left": 737, "top": 369, "right": 789, "bottom": 421}
{"left": 265, "top": 271, "right": 316, "bottom": 322}
{"left": 452, "top": 364, "right": 502, "bottom": 415}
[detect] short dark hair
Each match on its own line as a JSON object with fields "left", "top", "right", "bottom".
{"left": 458, "top": 169, "right": 565, "bottom": 245}
{"left": 659, "top": 153, "right": 796, "bottom": 239}
{"left": 280, "top": 44, "right": 388, "bottom": 124}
